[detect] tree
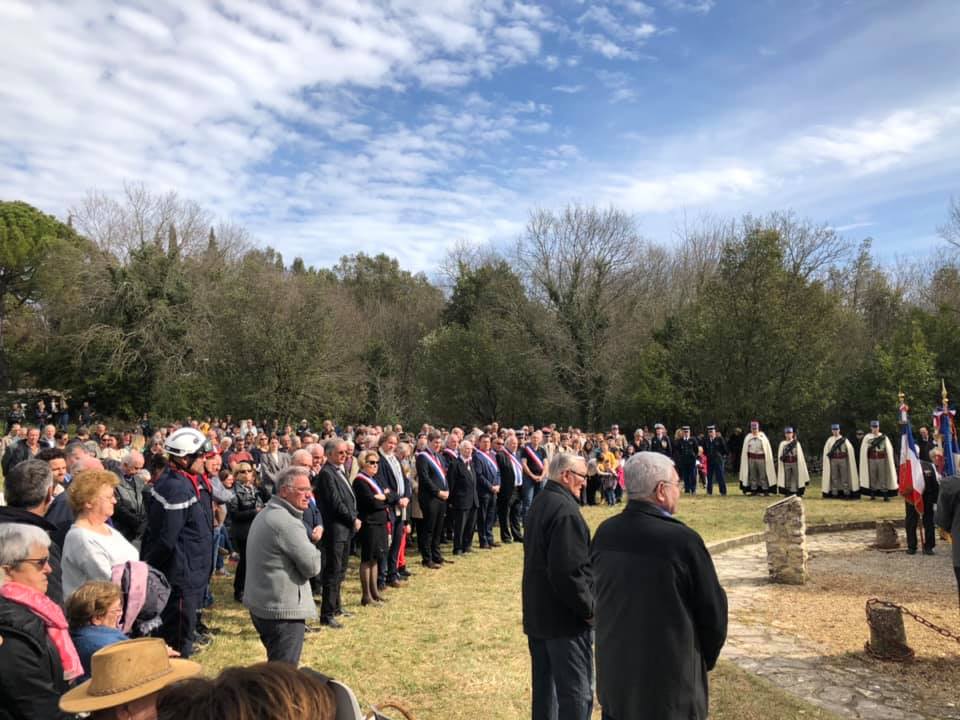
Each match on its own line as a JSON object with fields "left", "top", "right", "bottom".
{"left": 939, "top": 196, "right": 960, "bottom": 249}
{"left": 0, "top": 201, "right": 77, "bottom": 390}
{"left": 517, "top": 204, "right": 643, "bottom": 426}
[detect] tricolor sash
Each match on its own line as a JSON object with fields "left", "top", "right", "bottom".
{"left": 476, "top": 448, "right": 499, "bottom": 478}
{"left": 523, "top": 445, "right": 545, "bottom": 475}
{"left": 417, "top": 451, "right": 447, "bottom": 488}
{"left": 503, "top": 450, "right": 524, "bottom": 486}
{"left": 356, "top": 472, "right": 384, "bottom": 494}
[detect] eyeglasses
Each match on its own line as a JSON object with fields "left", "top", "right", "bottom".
{"left": 366, "top": 460, "right": 380, "bottom": 465}
{"left": 290, "top": 486, "right": 312, "bottom": 494}
{"left": 16, "top": 557, "right": 51, "bottom": 570}
{"left": 237, "top": 468, "right": 253, "bottom": 473}
{"left": 566, "top": 469, "right": 588, "bottom": 480}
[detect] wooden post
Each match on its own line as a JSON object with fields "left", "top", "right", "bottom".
{"left": 866, "top": 603, "right": 911, "bottom": 659}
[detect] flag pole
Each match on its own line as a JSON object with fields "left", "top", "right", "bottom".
{"left": 900, "top": 390, "right": 924, "bottom": 550}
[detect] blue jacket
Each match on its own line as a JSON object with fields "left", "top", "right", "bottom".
{"left": 70, "top": 625, "right": 127, "bottom": 681}
{"left": 143, "top": 466, "right": 214, "bottom": 591}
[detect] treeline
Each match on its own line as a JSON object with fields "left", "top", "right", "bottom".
{"left": 2, "top": 185, "right": 959, "bottom": 443}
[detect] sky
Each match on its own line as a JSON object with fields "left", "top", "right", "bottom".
{"left": 1, "top": 0, "right": 958, "bottom": 273}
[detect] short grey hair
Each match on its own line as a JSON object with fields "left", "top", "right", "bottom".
{"left": 121, "top": 450, "right": 144, "bottom": 471}
{"left": 458, "top": 439, "right": 473, "bottom": 453}
{"left": 275, "top": 465, "right": 310, "bottom": 492}
{"left": 323, "top": 437, "right": 345, "bottom": 456}
{"left": 291, "top": 449, "right": 313, "bottom": 468}
{"left": 623, "top": 452, "right": 676, "bottom": 499}
{"left": 0, "top": 523, "right": 51, "bottom": 567}
{"left": 548, "top": 452, "right": 583, "bottom": 481}
{"left": 4, "top": 460, "right": 53, "bottom": 509}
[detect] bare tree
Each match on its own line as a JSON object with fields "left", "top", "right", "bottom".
{"left": 743, "top": 210, "right": 853, "bottom": 281}
{"left": 517, "top": 204, "right": 643, "bottom": 426}
{"left": 939, "top": 196, "right": 960, "bottom": 249}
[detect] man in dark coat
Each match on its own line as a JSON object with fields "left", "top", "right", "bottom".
{"left": 473, "top": 433, "right": 501, "bottom": 549}
{"left": 315, "top": 438, "right": 359, "bottom": 628}
{"left": 375, "top": 432, "right": 411, "bottom": 587}
{"left": 704, "top": 425, "right": 729, "bottom": 496}
{"left": 522, "top": 452, "right": 593, "bottom": 720}
{"left": 906, "top": 459, "right": 939, "bottom": 555}
{"left": 935, "top": 471, "right": 960, "bottom": 602}
{"left": 674, "top": 425, "right": 699, "bottom": 494}
{"left": 591, "top": 452, "right": 727, "bottom": 720}
{"left": 446, "top": 439, "right": 479, "bottom": 554}
{"left": 496, "top": 434, "right": 523, "bottom": 543}
{"left": 0, "top": 460, "right": 63, "bottom": 606}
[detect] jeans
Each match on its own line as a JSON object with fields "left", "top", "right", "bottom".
{"left": 603, "top": 488, "right": 616, "bottom": 506}
{"left": 250, "top": 614, "right": 305, "bottom": 664}
{"left": 528, "top": 630, "right": 594, "bottom": 720}
{"left": 521, "top": 476, "right": 540, "bottom": 522}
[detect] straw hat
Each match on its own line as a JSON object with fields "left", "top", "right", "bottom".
{"left": 60, "top": 638, "right": 201, "bottom": 713}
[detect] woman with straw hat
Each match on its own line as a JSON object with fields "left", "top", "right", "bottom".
{"left": 59, "top": 637, "right": 200, "bottom": 719}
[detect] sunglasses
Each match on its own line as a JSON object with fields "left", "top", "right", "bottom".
{"left": 15, "top": 556, "right": 50, "bottom": 570}
{"left": 366, "top": 460, "right": 380, "bottom": 465}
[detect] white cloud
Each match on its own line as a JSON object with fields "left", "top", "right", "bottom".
{"left": 662, "top": 0, "right": 716, "bottom": 14}
{"left": 553, "top": 84, "right": 585, "bottom": 94}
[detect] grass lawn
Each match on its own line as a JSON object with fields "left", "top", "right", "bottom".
{"left": 201, "top": 489, "right": 902, "bottom": 719}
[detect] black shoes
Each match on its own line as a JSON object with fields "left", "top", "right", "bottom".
{"left": 321, "top": 617, "right": 343, "bottom": 629}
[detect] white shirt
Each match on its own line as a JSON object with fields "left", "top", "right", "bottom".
{"left": 62, "top": 524, "right": 139, "bottom": 597}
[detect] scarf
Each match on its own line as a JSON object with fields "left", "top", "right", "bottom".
{"left": 0, "top": 581, "right": 83, "bottom": 680}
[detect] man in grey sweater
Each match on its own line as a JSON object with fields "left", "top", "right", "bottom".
{"left": 244, "top": 465, "right": 323, "bottom": 664}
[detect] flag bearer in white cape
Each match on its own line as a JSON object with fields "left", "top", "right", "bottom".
{"left": 859, "top": 420, "right": 897, "bottom": 501}
{"left": 739, "top": 421, "right": 775, "bottom": 495}
{"left": 776, "top": 427, "right": 809, "bottom": 496}
{"left": 821, "top": 424, "right": 859, "bottom": 498}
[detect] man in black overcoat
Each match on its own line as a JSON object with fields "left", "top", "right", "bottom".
{"left": 522, "top": 451, "right": 593, "bottom": 720}
{"left": 591, "top": 452, "right": 727, "bottom": 720}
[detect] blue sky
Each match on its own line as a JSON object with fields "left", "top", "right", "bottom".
{"left": 1, "top": 0, "right": 958, "bottom": 272}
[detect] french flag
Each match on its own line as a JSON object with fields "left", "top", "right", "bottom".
{"left": 898, "top": 423, "right": 925, "bottom": 513}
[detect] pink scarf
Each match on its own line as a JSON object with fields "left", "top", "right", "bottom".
{"left": 0, "top": 581, "right": 83, "bottom": 680}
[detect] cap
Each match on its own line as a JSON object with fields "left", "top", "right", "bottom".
{"left": 682, "top": 425, "right": 690, "bottom": 432}
{"left": 870, "top": 420, "right": 880, "bottom": 428}
{"left": 750, "top": 420, "right": 759, "bottom": 429}
{"left": 830, "top": 423, "right": 840, "bottom": 431}
{"left": 784, "top": 426, "right": 794, "bottom": 434}
{"left": 706, "top": 425, "right": 716, "bottom": 431}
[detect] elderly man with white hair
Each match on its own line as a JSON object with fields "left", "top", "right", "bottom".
{"left": 522, "top": 451, "right": 593, "bottom": 720}
{"left": 591, "top": 452, "right": 727, "bottom": 720}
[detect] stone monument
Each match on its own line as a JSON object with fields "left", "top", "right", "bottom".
{"left": 763, "top": 495, "right": 808, "bottom": 584}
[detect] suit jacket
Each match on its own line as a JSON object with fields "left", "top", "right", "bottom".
{"left": 591, "top": 500, "right": 727, "bottom": 720}
{"left": 376, "top": 451, "right": 411, "bottom": 518}
{"left": 447, "top": 458, "right": 479, "bottom": 510}
{"left": 259, "top": 451, "right": 290, "bottom": 488}
{"left": 496, "top": 449, "right": 522, "bottom": 498}
{"left": 650, "top": 434, "right": 673, "bottom": 458}
{"left": 353, "top": 474, "right": 388, "bottom": 526}
{"left": 315, "top": 464, "right": 357, "bottom": 542}
{"left": 416, "top": 451, "right": 448, "bottom": 501}
{"left": 474, "top": 450, "right": 500, "bottom": 497}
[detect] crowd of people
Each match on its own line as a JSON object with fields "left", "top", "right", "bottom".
{"left": 0, "top": 403, "right": 959, "bottom": 720}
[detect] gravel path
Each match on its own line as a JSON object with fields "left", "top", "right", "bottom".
{"left": 715, "top": 530, "right": 960, "bottom": 720}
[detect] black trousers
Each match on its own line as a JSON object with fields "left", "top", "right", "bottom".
{"left": 451, "top": 506, "right": 477, "bottom": 552}
{"left": 585, "top": 476, "right": 600, "bottom": 505}
{"left": 905, "top": 501, "right": 936, "bottom": 551}
{"left": 250, "top": 614, "right": 305, "bottom": 665}
{"left": 497, "top": 486, "right": 523, "bottom": 541}
{"left": 420, "top": 496, "right": 447, "bottom": 563}
{"left": 233, "top": 535, "right": 248, "bottom": 601}
{"left": 159, "top": 586, "right": 205, "bottom": 658}
{"left": 321, "top": 536, "right": 350, "bottom": 620}
{"left": 477, "top": 493, "right": 497, "bottom": 546}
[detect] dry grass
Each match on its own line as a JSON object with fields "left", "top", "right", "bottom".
{"left": 200, "top": 487, "right": 902, "bottom": 719}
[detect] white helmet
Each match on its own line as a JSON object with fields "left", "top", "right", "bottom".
{"left": 164, "top": 428, "right": 212, "bottom": 458}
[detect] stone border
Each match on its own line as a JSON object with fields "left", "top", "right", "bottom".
{"left": 707, "top": 519, "right": 906, "bottom": 555}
